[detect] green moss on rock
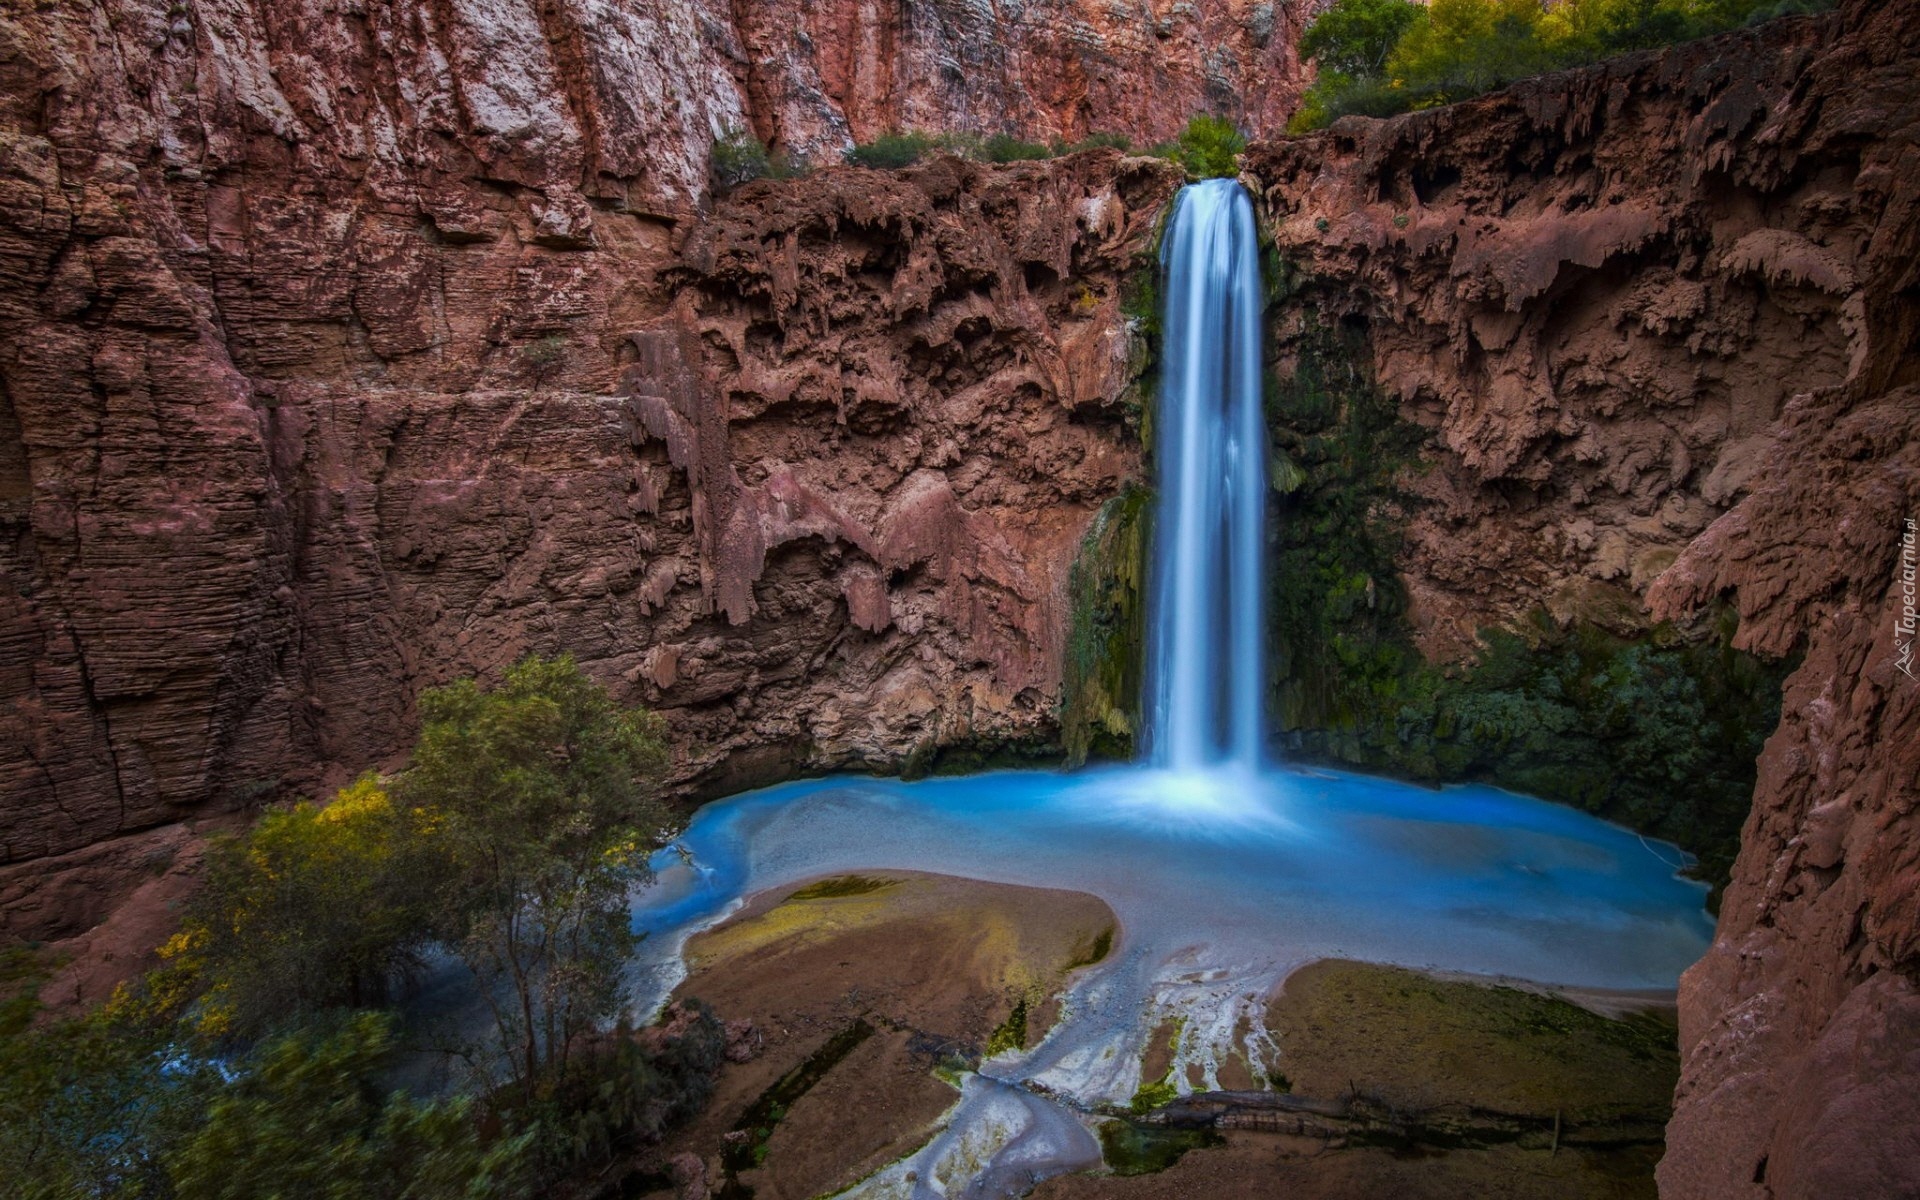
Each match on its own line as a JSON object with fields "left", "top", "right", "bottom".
{"left": 1267, "top": 309, "right": 1791, "bottom": 907}
{"left": 1097, "top": 1120, "right": 1222, "bottom": 1175}
{"left": 1062, "top": 487, "right": 1152, "bottom": 765}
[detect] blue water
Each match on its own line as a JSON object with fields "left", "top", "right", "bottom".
{"left": 616, "top": 180, "right": 1714, "bottom": 1196}
{"left": 633, "top": 767, "right": 1708, "bottom": 1001}
{"left": 623, "top": 764, "right": 1709, "bottom": 1196}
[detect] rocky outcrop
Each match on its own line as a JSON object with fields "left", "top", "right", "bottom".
{"left": 725, "top": 0, "right": 1314, "bottom": 163}
{"left": 627, "top": 155, "right": 1172, "bottom": 778}
{"left": 0, "top": 0, "right": 1179, "bottom": 938}
{"left": 1245, "top": 2, "right": 1920, "bottom": 1194}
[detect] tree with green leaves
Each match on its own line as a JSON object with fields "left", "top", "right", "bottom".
{"left": 1290, "top": 0, "right": 1836, "bottom": 130}
{"left": 0, "top": 994, "right": 219, "bottom": 1200}
{"left": 400, "top": 655, "right": 670, "bottom": 1095}
{"left": 1298, "top": 0, "right": 1423, "bottom": 76}
{"left": 1165, "top": 116, "right": 1246, "bottom": 180}
{"left": 164, "top": 1013, "right": 531, "bottom": 1200}
{"left": 180, "top": 774, "right": 436, "bottom": 1039}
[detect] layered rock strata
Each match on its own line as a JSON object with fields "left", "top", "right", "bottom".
{"left": 0, "top": 0, "right": 1179, "bottom": 935}
{"left": 1244, "top": 3, "right": 1920, "bottom": 1193}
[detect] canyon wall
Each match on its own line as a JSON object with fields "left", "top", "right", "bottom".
{"left": 1244, "top": 2, "right": 1920, "bottom": 1194}
{"left": 4, "top": 0, "right": 1919, "bottom": 1194}
{"left": 0, "top": 0, "right": 1180, "bottom": 944}
{"left": 725, "top": 0, "right": 1314, "bottom": 162}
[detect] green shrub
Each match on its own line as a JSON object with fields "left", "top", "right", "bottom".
{"left": 0, "top": 655, "right": 704, "bottom": 1200}
{"left": 179, "top": 774, "right": 436, "bottom": 1040}
{"left": 981, "top": 133, "right": 1053, "bottom": 163}
{"left": 710, "top": 125, "right": 805, "bottom": 190}
{"left": 1290, "top": 0, "right": 1838, "bottom": 131}
{"left": 846, "top": 131, "right": 940, "bottom": 169}
{"left": 1160, "top": 115, "right": 1246, "bottom": 179}
{"left": 1064, "top": 131, "right": 1134, "bottom": 153}
{"left": 517, "top": 1002, "right": 725, "bottom": 1183}
{"left": 164, "top": 1014, "right": 530, "bottom": 1200}
{"left": 842, "top": 128, "right": 1136, "bottom": 169}
{"left": 0, "top": 1000, "right": 220, "bottom": 1199}
{"left": 711, "top": 126, "right": 772, "bottom": 188}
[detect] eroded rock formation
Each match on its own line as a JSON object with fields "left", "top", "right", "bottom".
{"left": 1244, "top": 2, "right": 1920, "bottom": 1193}
{"left": 724, "top": 0, "right": 1314, "bottom": 162}
{"left": 4, "top": 0, "right": 1919, "bottom": 1192}
{"left": 0, "top": 0, "right": 1180, "bottom": 945}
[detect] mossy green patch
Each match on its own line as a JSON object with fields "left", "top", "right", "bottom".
{"left": 1268, "top": 961, "right": 1678, "bottom": 1122}
{"left": 985, "top": 995, "right": 1029, "bottom": 1058}
{"left": 1097, "top": 1120, "right": 1223, "bottom": 1176}
{"left": 1127, "top": 1016, "right": 1186, "bottom": 1113}
{"left": 1062, "top": 487, "right": 1151, "bottom": 765}
{"left": 1128, "top": 1075, "right": 1179, "bottom": 1114}
{"left": 784, "top": 875, "right": 898, "bottom": 902}
{"left": 1066, "top": 926, "right": 1115, "bottom": 971}
{"left": 1267, "top": 307, "right": 1792, "bottom": 907}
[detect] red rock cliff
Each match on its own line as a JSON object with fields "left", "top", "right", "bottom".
{"left": 724, "top": 0, "right": 1314, "bottom": 161}
{"left": 1245, "top": 3, "right": 1920, "bottom": 1194}
{"left": 0, "top": 0, "right": 1179, "bottom": 943}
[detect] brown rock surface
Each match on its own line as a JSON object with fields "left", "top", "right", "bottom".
{"left": 656, "top": 871, "right": 1116, "bottom": 1200}
{"left": 0, "top": 0, "right": 1179, "bottom": 937}
{"left": 1245, "top": 3, "right": 1920, "bottom": 1194}
{"left": 726, "top": 0, "right": 1314, "bottom": 162}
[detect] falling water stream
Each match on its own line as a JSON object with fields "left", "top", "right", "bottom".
{"left": 1148, "top": 178, "right": 1267, "bottom": 773}
{"left": 621, "top": 181, "right": 1713, "bottom": 1198}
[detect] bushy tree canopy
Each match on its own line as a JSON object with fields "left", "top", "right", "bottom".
{"left": 0, "top": 655, "right": 702, "bottom": 1199}
{"left": 1298, "top": 0, "right": 1422, "bottom": 76}
{"left": 1291, "top": 0, "right": 1835, "bottom": 131}
{"left": 401, "top": 655, "right": 669, "bottom": 1092}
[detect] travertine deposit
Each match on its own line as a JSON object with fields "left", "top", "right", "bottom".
{"left": 1245, "top": 3, "right": 1920, "bottom": 1193}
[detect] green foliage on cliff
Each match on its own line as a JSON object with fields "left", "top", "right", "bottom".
{"left": 843, "top": 129, "right": 1134, "bottom": 171}
{"left": 1154, "top": 116, "right": 1247, "bottom": 180}
{"left": 846, "top": 130, "right": 942, "bottom": 169}
{"left": 1063, "top": 487, "right": 1152, "bottom": 765}
{"left": 1268, "top": 311, "right": 1790, "bottom": 905}
{"left": 0, "top": 656, "right": 717, "bottom": 1199}
{"left": 1290, "top": 0, "right": 1837, "bottom": 131}
{"left": 710, "top": 126, "right": 807, "bottom": 189}
{"left": 980, "top": 133, "right": 1054, "bottom": 162}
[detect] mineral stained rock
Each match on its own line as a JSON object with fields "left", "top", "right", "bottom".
{"left": 0, "top": 0, "right": 1179, "bottom": 939}
{"left": 5, "top": 0, "right": 1920, "bottom": 1194}
{"left": 1245, "top": 2, "right": 1920, "bottom": 1194}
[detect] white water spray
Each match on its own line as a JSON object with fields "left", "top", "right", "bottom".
{"left": 1145, "top": 179, "right": 1268, "bottom": 773}
{"left": 613, "top": 178, "right": 1711, "bottom": 1200}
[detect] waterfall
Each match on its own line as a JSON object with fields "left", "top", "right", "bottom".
{"left": 1144, "top": 178, "right": 1267, "bottom": 773}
